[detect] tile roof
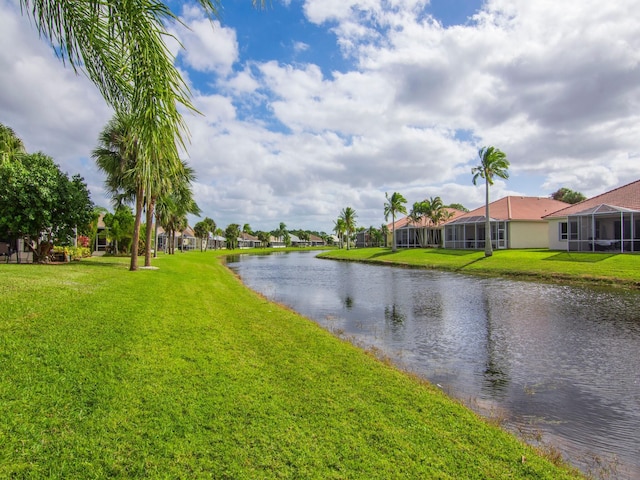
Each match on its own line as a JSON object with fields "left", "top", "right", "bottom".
{"left": 446, "top": 196, "right": 569, "bottom": 223}
{"left": 545, "top": 179, "right": 640, "bottom": 217}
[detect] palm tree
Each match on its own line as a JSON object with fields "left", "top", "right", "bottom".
{"left": 408, "top": 200, "right": 429, "bottom": 247}
{"left": 0, "top": 123, "right": 26, "bottom": 161}
{"left": 380, "top": 223, "right": 389, "bottom": 248}
{"left": 19, "top": 1, "right": 223, "bottom": 219}
{"left": 333, "top": 218, "right": 346, "bottom": 249}
{"left": 93, "top": 112, "right": 144, "bottom": 270}
{"left": 472, "top": 146, "right": 509, "bottom": 257}
{"left": 339, "top": 207, "right": 357, "bottom": 250}
{"left": 426, "top": 196, "right": 452, "bottom": 246}
{"left": 384, "top": 192, "right": 407, "bottom": 252}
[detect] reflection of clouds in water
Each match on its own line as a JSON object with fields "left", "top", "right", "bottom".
{"left": 229, "top": 252, "right": 640, "bottom": 479}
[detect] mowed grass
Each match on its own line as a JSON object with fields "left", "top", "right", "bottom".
{"left": 319, "top": 247, "right": 640, "bottom": 287}
{"left": 0, "top": 253, "right": 581, "bottom": 479}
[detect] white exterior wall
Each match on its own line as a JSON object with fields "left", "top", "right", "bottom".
{"left": 547, "top": 218, "right": 568, "bottom": 250}
{"left": 508, "top": 221, "right": 550, "bottom": 248}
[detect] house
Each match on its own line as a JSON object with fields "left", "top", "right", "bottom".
{"left": 443, "top": 196, "right": 569, "bottom": 250}
{"left": 270, "top": 235, "right": 287, "bottom": 248}
{"left": 238, "top": 232, "right": 261, "bottom": 249}
{"left": 545, "top": 179, "right": 640, "bottom": 252}
{"left": 94, "top": 213, "right": 108, "bottom": 254}
{"left": 393, "top": 208, "right": 467, "bottom": 248}
{"left": 309, "top": 234, "right": 326, "bottom": 246}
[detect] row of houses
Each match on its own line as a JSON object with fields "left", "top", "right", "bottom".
{"left": 370, "top": 179, "right": 640, "bottom": 253}
{"left": 93, "top": 226, "right": 327, "bottom": 254}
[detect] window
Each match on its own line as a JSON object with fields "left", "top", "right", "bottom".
{"left": 559, "top": 222, "right": 568, "bottom": 240}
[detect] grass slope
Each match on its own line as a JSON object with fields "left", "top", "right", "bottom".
{"left": 319, "top": 247, "right": 640, "bottom": 287}
{"left": 0, "top": 253, "right": 581, "bottom": 478}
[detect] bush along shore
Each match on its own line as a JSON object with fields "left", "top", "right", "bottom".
{"left": 0, "top": 252, "right": 582, "bottom": 478}
{"left": 318, "top": 247, "right": 640, "bottom": 289}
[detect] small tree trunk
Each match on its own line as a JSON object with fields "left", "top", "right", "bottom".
{"left": 485, "top": 179, "right": 493, "bottom": 257}
{"left": 144, "top": 197, "right": 155, "bottom": 267}
{"left": 130, "top": 186, "right": 144, "bottom": 271}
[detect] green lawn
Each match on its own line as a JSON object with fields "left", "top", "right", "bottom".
{"left": 319, "top": 247, "right": 640, "bottom": 287}
{"left": 0, "top": 252, "right": 582, "bottom": 478}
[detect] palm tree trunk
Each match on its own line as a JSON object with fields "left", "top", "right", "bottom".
{"left": 392, "top": 214, "right": 396, "bottom": 252}
{"left": 485, "top": 178, "right": 493, "bottom": 257}
{"left": 144, "top": 197, "right": 155, "bottom": 267}
{"left": 130, "top": 186, "right": 144, "bottom": 271}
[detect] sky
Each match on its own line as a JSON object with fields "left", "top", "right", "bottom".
{"left": 1, "top": 0, "right": 640, "bottom": 234}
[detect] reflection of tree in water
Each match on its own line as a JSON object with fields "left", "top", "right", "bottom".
{"left": 385, "top": 304, "right": 405, "bottom": 325}
{"left": 344, "top": 295, "right": 354, "bottom": 309}
{"left": 481, "top": 287, "right": 510, "bottom": 396}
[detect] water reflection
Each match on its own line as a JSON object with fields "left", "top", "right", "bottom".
{"left": 227, "top": 251, "right": 640, "bottom": 479}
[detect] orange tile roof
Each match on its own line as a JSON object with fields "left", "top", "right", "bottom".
{"left": 545, "top": 179, "right": 640, "bottom": 217}
{"left": 448, "top": 197, "right": 569, "bottom": 223}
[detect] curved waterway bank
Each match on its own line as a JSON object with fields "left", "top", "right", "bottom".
{"left": 227, "top": 250, "right": 640, "bottom": 479}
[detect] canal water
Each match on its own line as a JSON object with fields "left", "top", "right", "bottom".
{"left": 226, "top": 250, "right": 640, "bottom": 479}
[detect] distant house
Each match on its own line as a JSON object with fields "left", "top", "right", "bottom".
{"left": 309, "top": 234, "right": 326, "bottom": 246}
{"left": 545, "top": 179, "right": 640, "bottom": 252}
{"left": 270, "top": 235, "right": 286, "bottom": 248}
{"left": 394, "top": 208, "right": 467, "bottom": 248}
{"left": 443, "top": 197, "right": 569, "bottom": 250}
{"left": 238, "top": 232, "right": 261, "bottom": 249}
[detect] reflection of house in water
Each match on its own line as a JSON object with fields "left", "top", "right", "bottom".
{"left": 546, "top": 179, "right": 640, "bottom": 252}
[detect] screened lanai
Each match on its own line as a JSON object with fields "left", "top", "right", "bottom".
{"left": 443, "top": 216, "right": 508, "bottom": 250}
{"left": 566, "top": 204, "right": 640, "bottom": 252}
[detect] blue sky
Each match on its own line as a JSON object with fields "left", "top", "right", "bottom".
{"left": 2, "top": 0, "right": 640, "bottom": 233}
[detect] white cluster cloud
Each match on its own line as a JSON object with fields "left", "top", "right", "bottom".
{"left": 1, "top": 0, "right": 639, "bottom": 233}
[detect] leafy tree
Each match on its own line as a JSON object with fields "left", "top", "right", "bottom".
{"left": 384, "top": 192, "right": 407, "bottom": 252}
{"left": 339, "top": 207, "right": 357, "bottom": 250}
{"left": 0, "top": 151, "right": 94, "bottom": 262}
{"left": 243, "top": 224, "right": 253, "bottom": 235}
{"left": 551, "top": 187, "right": 586, "bottom": 205}
{"left": 380, "top": 223, "right": 389, "bottom": 248}
{"left": 447, "top": 203, "right": 469, "bottom": 212}
{"left": 472, "top": 146, "right": 509, "bottom": 257}
{"left": 225, "top": 224, "right": 241, "bottom": 250}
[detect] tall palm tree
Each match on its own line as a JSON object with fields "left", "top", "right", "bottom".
{"left": 92, "top": 112, "right": 144, "bottom": 270}
{"left": 384, "top": 192, "right": 407, "bottom": 252}
{"left": 472, "top": 146, "right": 509, "bottom": 257}
{"left": 19, "top": 1, "right": 224, "bottom": 211}
{"left": 339, "top": 207, "right": 357, "bottom": 250}
{"left": 145, "top": 159, "right": 196, "bottom": 265}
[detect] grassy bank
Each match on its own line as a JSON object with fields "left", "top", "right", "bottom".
{"left": 0, "top": 253, "right": 581, "bottom": 478}
{"left": 319, "top": 247, "right": 640, "bottom": 288}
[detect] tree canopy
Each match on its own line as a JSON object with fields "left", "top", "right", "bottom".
{"left": 551, "top": 187, "right": 586, "bottom": 204}
{"left": 0, "top": 133, "right": 94, "bottom": 262}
